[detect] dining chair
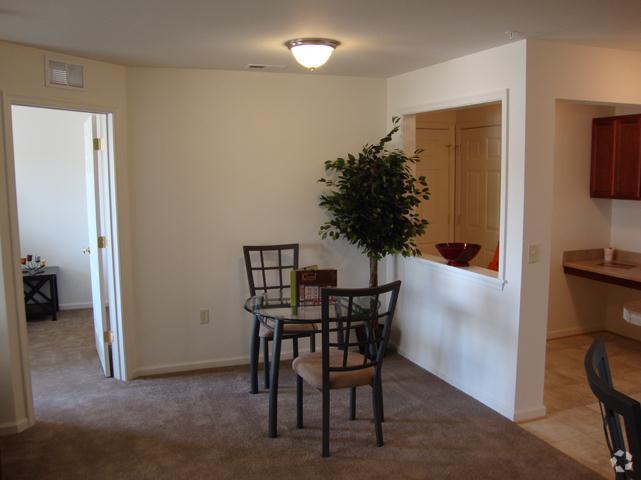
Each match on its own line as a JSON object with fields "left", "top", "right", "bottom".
{"left": 292, "top": 280, "right": 401, "bottom": 457}
{"left": 585, "top": 337, "right": 641, "bottom": 479}
{"left": 243, "top": 244, "right": 316, "bottom": 394}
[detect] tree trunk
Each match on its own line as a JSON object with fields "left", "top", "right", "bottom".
{"left": 369, "top": 257, "right": 378, "bottom": 287}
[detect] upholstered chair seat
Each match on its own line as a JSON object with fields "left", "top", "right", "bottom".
{"left": 292, "top": 349, "right": 373, "bottom": 390}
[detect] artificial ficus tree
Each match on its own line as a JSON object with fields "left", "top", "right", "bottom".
{"left": 318, "top": 117, "right": 430, "bottom": 287}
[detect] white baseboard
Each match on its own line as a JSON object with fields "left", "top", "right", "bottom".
{"left": 59, "top": 302, "right": 93, "bottom": 311}
{"left": 0, "top": 416, "right": 32, "bottom": 436}
{"left": 546, "top": 326, "right": 601, "bottom": 340}
{"left": 133, "top": 350, "right": 297, "bottom": 378}
{"left": 514, "top": 405, "right": 547, "bottom": 423}
{"left": 395, "top": 345, "right": 514, "bottom": 420}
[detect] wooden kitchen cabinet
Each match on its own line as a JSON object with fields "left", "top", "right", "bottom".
{"left": 591, "top": 114, "right": 641, "bottom": 199}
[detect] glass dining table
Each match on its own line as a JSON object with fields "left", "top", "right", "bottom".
{"left": 243, "top": 294, "right": 375, "bottom": 438}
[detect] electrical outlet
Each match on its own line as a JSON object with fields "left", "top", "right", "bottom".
{"left": 199, "top": 309, "right": 210, "bottom": 325}
{"left": 528, "top": 244, "right": 540, "bottom": 264}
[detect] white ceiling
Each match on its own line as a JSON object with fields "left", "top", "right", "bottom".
{"left": 1, "top": 0, "right": 641, "bottom": 77}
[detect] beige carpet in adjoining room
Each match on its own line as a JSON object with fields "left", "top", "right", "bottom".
{"left": 0, "top": 310, "right": 602, "bottom": 479}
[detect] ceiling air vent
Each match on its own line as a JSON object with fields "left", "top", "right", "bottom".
{"left": 245, "top": 64, "right": 286, "bottom": 71}
{"left": 45, "top": 57, "right": 85, "bottom": 89}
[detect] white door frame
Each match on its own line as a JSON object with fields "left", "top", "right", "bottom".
{"left": 0, "top": 92, "right": 129, "bottom": 428}
{"left": 415, "top": 121, "right": 456, "bottom": 244}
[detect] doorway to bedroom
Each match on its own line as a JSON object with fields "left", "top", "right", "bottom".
{"left": 10, "top": 104, "right": 123, "bottom": 405}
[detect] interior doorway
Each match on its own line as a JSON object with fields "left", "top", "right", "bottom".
{"left": 10, "top": 104, "right": 123, "bottom": 381}
{"left": 520, "top": 100, "right": 641, "bottom": 477}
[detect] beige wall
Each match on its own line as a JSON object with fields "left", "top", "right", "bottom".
{"left": 416, "top": 102, "right": 500, "bottom": 126}
{"left": 0, "top": 41, "right": 385, "bottom": 432}
{"left": 547, "top": 102, "right": 613, "bottom": 338}
{"left": 387, "top": 41, "right": 527, "bottom": 420}
{"left": 0, "top": 41, "right": 132, "bottom": 432}
{"left": 126, "top": 68, "right": 386, "bottom": 374}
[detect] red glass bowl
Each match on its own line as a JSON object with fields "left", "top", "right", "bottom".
{"left": 435, "top": 243, "right": 481, "bottom": 267}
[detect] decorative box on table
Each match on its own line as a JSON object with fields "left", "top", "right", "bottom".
{"left": 290, "top": 267, "right": 337, "bottom": 306}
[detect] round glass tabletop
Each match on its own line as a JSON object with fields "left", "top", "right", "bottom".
{"left": 244, "top": 295, "right": 325, "bottom": 324}
{"left": 243, "top": 293, "right": 380, "bottom": 324}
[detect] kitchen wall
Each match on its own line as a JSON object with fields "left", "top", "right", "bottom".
{"left": 0, "top": 40, "right": 131, "bottom": 433}
{"left": 12, "top": 106, "right": 93, "bottom": 309}
{"left": 390, "top": 40, "right": 641, "bottom": 421}
{"left": 547, "top": 101, "right": 641, "bottom": 341}
{"left": 526, "top": 41, "right": 641, "bottom": 415}
{"left": 546, "top": 102, "right": 614, "bottom": 338}
{"left": 387, "top": 41, "right": 528, "bottom": 420}
{"left": 127, "top": 68, "right": 386, "bottom": 374}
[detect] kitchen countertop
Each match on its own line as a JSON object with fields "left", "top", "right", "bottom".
{"left": 563, "top": 249, "right": 641, "bottom": 291}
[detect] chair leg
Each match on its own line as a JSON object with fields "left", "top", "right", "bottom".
{"left": 355, "top": 325, "right": 367, "bottom": 355}
{"left": 293, "top": 337, "right": 299, "bottom": 358}
{"left": 309, "top": 332, "right": 315, "bottom": 352}
{"left": 268, "top": 320, "right": 283, "bottom": 438}
{"left": 349, "top": 387, "right": 356, "bottom": 420}
{"left": 377, "top": 375, "right": 384, "bottom": 422}
{"left": 322, "top": 386, "right": 330, "bottom": 457}
{"left": 372, "top": 382, "right": 383, "bottom": 447}
{"left": 249, "top": 316, "right": 260, "bottom": 394}
{"left": 262, "top": 337, "right": 270, "bottom": 389}
{"left": 296, "top": 374, "right": 303, "bottom": 428}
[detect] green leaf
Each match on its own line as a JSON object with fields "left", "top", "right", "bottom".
{"left": 317, "top": 117, "right": 431, "bottom": 265}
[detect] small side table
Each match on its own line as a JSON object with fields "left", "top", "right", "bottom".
{"left": 22, "top": 266, "right": 59, "bottom": 321}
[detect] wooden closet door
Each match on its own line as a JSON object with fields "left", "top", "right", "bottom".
{"left": 613, "top": 116, "right": 641, "bottom": 199}
{"left": 590, "top": 118, "right": 616, "bottom": 198}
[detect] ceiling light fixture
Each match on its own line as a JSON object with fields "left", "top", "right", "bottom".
{"left": 284, "top": 38, "right": 340, "bottom": 70}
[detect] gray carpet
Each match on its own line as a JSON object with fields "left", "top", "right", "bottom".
{"left": 0, "top": 310, "right": 601, "bottom": 479}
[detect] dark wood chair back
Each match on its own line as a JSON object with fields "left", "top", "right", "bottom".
{"left": 320, "top": 280, "right": 401, "bottom": 377}
{"left": 585, "top": 337, "right": 641, "bottom": 479}
{"left": 243, "top": 244, "right": 299, "bottom": 306}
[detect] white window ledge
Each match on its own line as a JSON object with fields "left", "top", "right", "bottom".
{"left": 412, "top": 254, "right": 507, "bottom": 290}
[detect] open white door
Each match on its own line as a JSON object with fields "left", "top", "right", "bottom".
{"left": 83, "top": 115, "right": 111, "bottom": 377}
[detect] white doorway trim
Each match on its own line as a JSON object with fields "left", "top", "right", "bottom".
{"left": 0, "top": 92, "right": 129, "bottom": 430}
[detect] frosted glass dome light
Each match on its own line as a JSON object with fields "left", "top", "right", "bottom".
{"left": 285, "top": 38, "right": 340, "bottom": 70}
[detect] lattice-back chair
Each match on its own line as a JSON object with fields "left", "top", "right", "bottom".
{"left": 585, "top": 337, "right": 641, "bottom": 479}
{"left": 243, "top": 244, "right": 316, "bottom": 394}
{"left": 292, "top": 280, "right": 401, "bottom": 457}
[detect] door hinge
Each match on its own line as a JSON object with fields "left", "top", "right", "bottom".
{"left": 93, "top": 138, "right": 104, "bottom": 151}
{"left": 103, "top": 330, "right": 114, "bottom": 344}
{"left": 97, "top": 236, "right": 107, "bottom": 249}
